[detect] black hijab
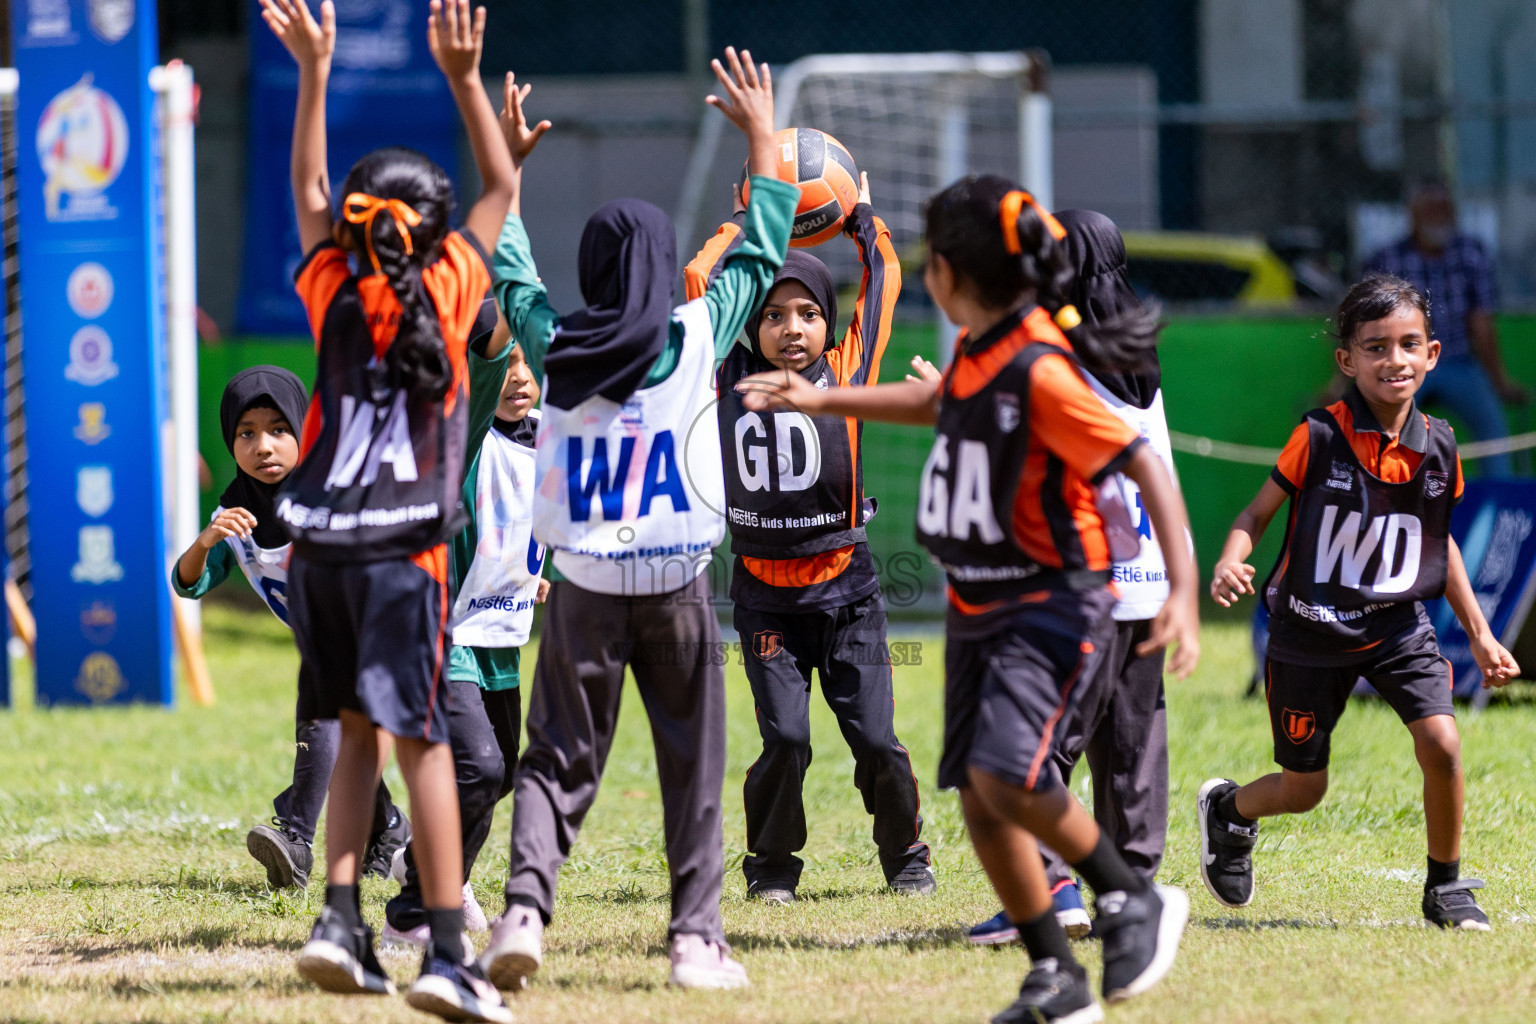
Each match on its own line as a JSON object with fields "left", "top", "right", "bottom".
{"left": 543, "top": 198, "right": 678, "bottom": 409}
{"left": 1057, "top": 209, "right": 1161, "bottom": 409}
{"left": 218, "top": 365, "right": 308, "bottom": 549}
{"left": 743, "top": 250, "right": 839, "bottom": 380}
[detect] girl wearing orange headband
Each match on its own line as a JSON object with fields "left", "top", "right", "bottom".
{"left": 738, "top": 173, "right": 1198, "bottom": 1024}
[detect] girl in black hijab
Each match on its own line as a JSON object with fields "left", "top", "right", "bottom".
{"left": 171, "top": 365, "right": 408, "bottom": 893}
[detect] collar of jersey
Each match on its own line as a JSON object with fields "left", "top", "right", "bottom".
{"left": 1342, "top": 386, "right": 1427, "bottom": 453}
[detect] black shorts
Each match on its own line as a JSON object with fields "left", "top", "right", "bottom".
{"left": 290, "top": 554, "right": 451, "bottom": 744}
{"left": 939, "top": 587, "right": 1117, "bottom": 792}
{"left": 1265, "top": 629, "right": 1454, "bottom": 773}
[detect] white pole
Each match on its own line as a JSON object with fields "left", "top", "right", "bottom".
{"left": 1019, "top": 52, "right": 1053, "bottom": 211}
{"left": 936, "top": 88, "right": 967, "bottom": 361}
{"left": 150, "top": 61, "right": 200, "bottom": 632}
{"left": 0, "top": 69, "right": 17, "bottom": 100}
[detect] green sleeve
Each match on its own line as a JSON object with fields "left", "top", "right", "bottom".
{"left": 491, "top": 214, "right": 560, "bottom": 384}
{"left": 703, "top": 175, "right": 799, "bottom": 357}
{"left": 170, "top": 542, "right": 234, "bottom": 599}
{"left": 465, "top": 333, "right": 514, "bottom": 465}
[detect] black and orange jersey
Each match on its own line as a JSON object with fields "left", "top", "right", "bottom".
{"left": 1263, "top": 387, "right": 1459, "bottom": 666}
{"left": 278, "top": 232, "right": 492, "bottom": 577}
{"left": 916, "top": 306, "right": 1142, "bottom": 635}
{"left": 688, "top": 204, "right": 901, "bottom": 611}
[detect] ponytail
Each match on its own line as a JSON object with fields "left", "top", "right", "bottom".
{"left": 926, "top": 174, "right": 1158, "bottom": 375}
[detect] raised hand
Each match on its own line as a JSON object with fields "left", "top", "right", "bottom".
{"left": 428, "top": 0, "right": 486, "bottom": 84}
{"left": 499, "top": 72, "right": 551, "bottom": 167}
{"left": 199, "top": 507, "right": 259, "bottom": 549}
{"left": 707, "top": 47, "right": 776, "bottom": 176}
{"left": 906, "top": 355, "right": 941, "bottom": 384}
{"left": 259, "top": 0, "right": 335, "bottom": 69}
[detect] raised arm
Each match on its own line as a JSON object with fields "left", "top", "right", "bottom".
{"left": 260, "top": 0, "right": 336, "bottom": 254}
{"left": 832, "top": 174, "right": 900, "bottom": 387}
{"left": 428, "top": 0, "right": 516, "bottom": 253}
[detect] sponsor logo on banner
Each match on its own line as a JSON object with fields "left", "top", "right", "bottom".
{"left": 75, "top": 651, "right": 126, "bottom": 703}
{"left": 88, "top": 0, "right": 135, "bottom": 43}
{"left": 22, "top": 0, "right": 76, "bottom": 44}
{"left": 74, "top": 402, "right": 112, "bottom": 444}
{"left": 76, "top": 465, "right": 114, "bottom": 517}
{"left": 80, "top": 600, "right": 118, "bottom": 644}
{"left": 64, "top": 325, "right": 119, "bottom": 385}
{"left": 332, "top": 0, "right": 413, "bottom": 70}
{"left": 36, "top": 76, "right": 130, "bottom": 222}
{"left": 71, "top": 525, "right": 124, "bottom": 583}
{"left": 66, "top": 262, "right": 114, "bottom": 318}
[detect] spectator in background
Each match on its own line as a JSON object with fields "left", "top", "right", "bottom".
{"left": 1366, "top": 180, "right": 1528, "bottom": 476}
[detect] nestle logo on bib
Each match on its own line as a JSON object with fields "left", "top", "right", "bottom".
{"left": 1326, "top": 460, "right": 1353, "bottom": 491}
{"left": 1424, "top": 471, "right": 1448, "bottom": 499}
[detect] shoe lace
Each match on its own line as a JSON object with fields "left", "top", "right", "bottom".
{"left": 270, "top": 817, "right": 305, "bottom": 844}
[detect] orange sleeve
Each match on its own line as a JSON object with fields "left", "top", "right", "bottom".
{"left": 1027, "top": 353, "right": 1141, "bottom": 483}
{"left": 1271, "top": 422, "right": 1311, "bottom": 493}
{"left": 1454, "top": 455, "right": 1465, "bottom": 501}
{"left": 294, "top": 244, "right": 352, "bottom": 351}
{"left": 684, "top": 220, "right": 744, "bottom": 302}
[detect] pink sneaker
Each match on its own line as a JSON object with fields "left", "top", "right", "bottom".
{"left": 382, "top": 920, "right": 429, "bottom": 948}
{"left": 480, "top": 905, "right": 542, "bottom": 991}
{"left": 668, "top": 933, "right": 748, "bottom": 990}
{"left": 462, "top": 883, "right": 489, "bottom": 933}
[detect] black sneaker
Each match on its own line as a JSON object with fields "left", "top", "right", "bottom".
{"left": 1095, "top": 884, "right": 1189, "bottom": 1004}
{"left": 991, "top": 959, "right": 1103, "bottom": 1024}
{"left": 1423, "top": 879, "right": 1492, "bottom": 931}
{"left": 247, "top": 818, "right": 314, "bottom": 889}
{"left": 1197, "top": 778, "right": 1258, "bottom": 908}
{"left": 889, "top": 861, "right": 938, "bottom": 896}
{"left": 362, "top": 810, "right": 411, "bottom": 880}
{"left": 746, "top": 879, "right": 797, "bottom": 904}
{"left": 296, "top": 906, "right": 396, "bottom": 995}
{"left": 405, "top": 940, "right": 514, "bottom": 1023}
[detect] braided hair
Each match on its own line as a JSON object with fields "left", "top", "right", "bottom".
{"left": 339, "top": 147, "right": 456, "bottom": 399}
{"left": 924, "top": 173, "right": 1158, "bottom": 376}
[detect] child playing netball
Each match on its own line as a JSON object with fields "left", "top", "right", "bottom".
{"left": 684, "top": 176, "right": 933, "bottom": 903}
{"left": 1202, "top": 273, "right": 1518, "bottom": 930}
{"left": 476, "top": 49, "right": 796, "bottom": 991}
{"left": 740, "top": 175, "right": 1200, "bottom": 1024}
{"left": 172, "top": 366, "right": 409, "bottom": 891}
{"left": 260, "top": 0, "right": 515, "bottom": 1019}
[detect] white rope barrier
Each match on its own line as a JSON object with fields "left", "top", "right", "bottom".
{"left": 1169, "top": 428, "right": 1536, "bottom": 465}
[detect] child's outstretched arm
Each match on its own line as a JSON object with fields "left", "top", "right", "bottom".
{"left": 499, "top": 70, "right": 551, "bottom": 219}
{"left": 173, "top": 509, "right": 256, "bottom": 592}
{"left": 428, "top": 0, "right": 516, "bottom": 253}
{"left": 1445, "top": 536, "right": 1520, "bottom": 688}
{"left": 261, "top": 0, "right": 336, "bottom": 254}
{"left": 738, "top": 370, "right": 940, "bottom": 426}
{"left": 1121, "top": 446, "right": 1200, "bottom": 677}
{"left": 1210, "top": 480, "right": 1287, "bottom": 608}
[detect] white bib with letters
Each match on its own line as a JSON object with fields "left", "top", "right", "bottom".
{"left": 533, "top": 298, "right": 726, "bottom": 595}
{"left": 216, "top": 506, "right": 293, "bottom": 626}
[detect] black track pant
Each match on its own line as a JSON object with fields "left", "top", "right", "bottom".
{"left": 387, "top": 679, "right": 522, "bottom": 930}
{"left": 273, "top": 718, "right": 400, "bottom": 846}
{"left": 505, "top": 575, "right": 729, "bottom": 942}
{"left": 1041, "top": 618, "right": 1169, "bottom": 889}
{"left": 734, "top": 592, "right": 928, "bottom": 890}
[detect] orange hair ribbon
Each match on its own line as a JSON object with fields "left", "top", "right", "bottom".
{"left": 999, "top": 189, "right": 1066, "bottom": 254}
{"left": 342, "top": 192, "right": 424, "bottom": 274}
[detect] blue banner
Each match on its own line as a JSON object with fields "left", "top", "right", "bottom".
{"left": 1431, "top": 479, "right": 1536, "bottom": 698}
{"left": 237, "top": 0, "right": 458, "bottom": 334}
{"left": 10, "top": 0, "right": 174, "bottom": 705}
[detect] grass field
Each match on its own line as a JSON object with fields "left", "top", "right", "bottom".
{"left": 2, "top": 599, "right": 1535, "bottom": 1023}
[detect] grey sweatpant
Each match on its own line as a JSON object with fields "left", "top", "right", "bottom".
{"left": 1042, "top": 617, "right": 1169, "bottom": 888}
{"left": 504, "top": 574, "right": 728, "bottom": 942}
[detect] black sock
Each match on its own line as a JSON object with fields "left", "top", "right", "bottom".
{"left": 325, "top": 884, "right": 362, "bottom": 930}
{"left": 1014, "top": 910, "right": 1079, "bottom": 972}
{"left": 1218, "top": 790, "right": 1257, "bottom": 828}
{"left": 428, "top": 907, "right": 463, "bottom": 958}
{"left": 1426, "top": 856, "right": 1459, "bottom": 888}
{"left": 1070, "top": 834, "right": 1148, "bottom": 897}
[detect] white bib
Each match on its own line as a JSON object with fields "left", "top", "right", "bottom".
{"left": 451, "top": 411, "right": 545, "bottom": 648}
{"left": 1083, "top": 376, "right": 1184, "bottom": 621}
{"left": 533, "top": 298, "right": 726, "bottom": 595}
{"left": 216, "top": 506, "right": 293, "bottom": 625}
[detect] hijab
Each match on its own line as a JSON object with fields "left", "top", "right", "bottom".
{"left": 743, "top": 250, "right": 839, "bottom": 380}
{"left": 543, "top": 198, "right": 678, "bottom": 409}
{"left": 1057, "top": 209, "right": 1161, "bottom": 409}
{"left": 218, "top": 365, "right": 308, "bottom": 549}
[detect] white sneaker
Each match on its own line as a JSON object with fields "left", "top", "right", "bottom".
{"left": 382, "top": 920, "right": 429, "bottom": 948}
{"left": 390, "top": 846, "right": 409, "bottom": 885}
{"left": 480, "top": 905, "right": 543, "bottom": 991}
{"left": 463, "top": 883, "right": 489, "bottom": 933}
{"left": 668, "top": 933, "right": 749, "bottom": 990}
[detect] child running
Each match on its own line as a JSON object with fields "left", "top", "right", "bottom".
{"left": 969, "top": 209, "right": 1182, "bottom": 944}
{"left": 475, "top": 49, "right": 796, "bottom": 991}
{"left": 739, "top": 175, "right": 1199, "bottom": 1024}
{"left": 683, "top": 176, "right": 933, "bottom": 903}
{"left": 172, "top": 366, "right": 409, "bottom": 890}
{"left": 1202, "top": 273, "right": 1519, "bottom": 930}
{"left": 260, "top": 0, "right": 515, "bottom": 1020}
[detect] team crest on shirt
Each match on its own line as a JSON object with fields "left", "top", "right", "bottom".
{"left": 1424, "top": 471, "right": 1449, "bottom": 499}
{"left": 753, "top": 630, "right": 784, "bottom": 661}
{"left": 1281, "top": 708, "right": 1316, "bottom": 745}
{"left": 1326, "top": 460, "right": 1354, "bottom": 491}
{"left": 994, "top": 393, "right": 1021, "bottom": 433}
{"left": 814, "top": 372, "right": 829, "bottom": 391}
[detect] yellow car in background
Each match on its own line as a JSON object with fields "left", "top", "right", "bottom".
{"left": 1121, "top": 231, "right": 1300, "bottom": 307}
